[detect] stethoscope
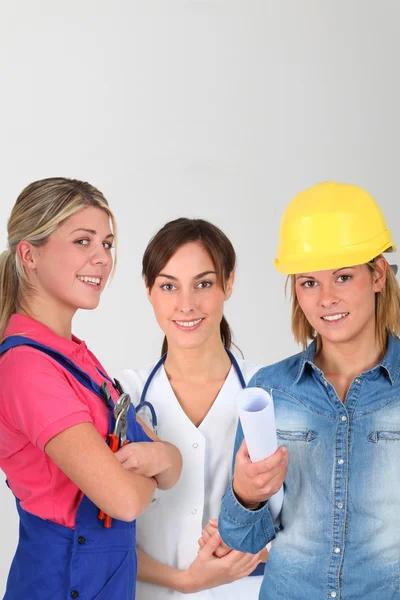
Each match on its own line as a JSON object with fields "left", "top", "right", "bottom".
{"left": 135, "top": 348, "right": 246, "bottom": 434}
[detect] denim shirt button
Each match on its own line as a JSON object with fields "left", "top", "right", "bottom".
{"left": 334, "top": 547, "right": 341, "bottom": 553}
{"left": 341, "top": 415, "right": 347, "bottom": 422}
{"left": 337, "top": 458, "right": 344, "bottom": 465}
{"left": 355, "top": 378, "right": 361, "bottom": 384}
{"left": 337, "top": 502, "right": 343, "bottom": 509}
{"left": 330, "top": 593, "right": 337, "bottom": 598}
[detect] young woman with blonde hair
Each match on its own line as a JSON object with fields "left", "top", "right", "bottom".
{"left": 0, "top": 178, "right": 181, "bottom": 599}
{"left": 217, "top": 182, "right": 400, "bottom": 600}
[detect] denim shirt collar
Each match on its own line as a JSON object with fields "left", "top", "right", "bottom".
{"left": 294, "top": 334, "right": 400, "bottom": 386}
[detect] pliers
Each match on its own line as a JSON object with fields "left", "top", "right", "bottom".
{"left": 98, "top": 392, "right": 131, "bottom": 528}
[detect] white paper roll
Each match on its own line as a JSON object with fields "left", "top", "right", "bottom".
{"left": 237, "top": 387, "right": 283, "bottom": 522}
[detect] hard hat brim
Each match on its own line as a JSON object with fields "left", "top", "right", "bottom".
{"left": 275, "top": 239, "right": 396, "bottom": 275}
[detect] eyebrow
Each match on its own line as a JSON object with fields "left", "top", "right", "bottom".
{"left": 296, "top": 266, "right": 355, "bottom": 280}
{"left": 156, "top": 270, "right": 217, "bottom": 281}
{"left": 70, "top": 228, "right": 114, "bottom": 239}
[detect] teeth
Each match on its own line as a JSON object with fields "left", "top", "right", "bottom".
{"left": 77, "top": 276, "right": 101, "bottom": 285}
{"left": 322, "top": 313, "right": 348, "bottom": 321}
{"left": 175, "top": 319, "right": 203, "bottom": 327}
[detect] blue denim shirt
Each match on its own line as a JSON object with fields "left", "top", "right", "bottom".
{"left": 219, "top": 335, "right": 400, "bottom": 600}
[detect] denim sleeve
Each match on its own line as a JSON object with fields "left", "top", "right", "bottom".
{"left": 219, "top": 387, "right": 276, "bottom": 553}
{"left": 219, "top": 481, "right": 276, "bottom": 553}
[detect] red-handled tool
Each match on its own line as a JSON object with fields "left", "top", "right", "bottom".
{"left": 98, "top": 393, "right": 131, "bottom": 528}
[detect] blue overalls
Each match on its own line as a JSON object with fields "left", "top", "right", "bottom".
{"left": 0, "top": 336, "right": 152, "bottom": 600}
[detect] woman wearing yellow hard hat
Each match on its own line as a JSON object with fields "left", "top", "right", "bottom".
{"left": 215, "top": 182, "right": 400, "bottom": 600}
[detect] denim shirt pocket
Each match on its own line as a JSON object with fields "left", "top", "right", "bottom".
{"left": 277, "top": 429, "right": 318, "bottom": 442}
{"left": 368, "top": 430, "right": 400, "bottom": 443}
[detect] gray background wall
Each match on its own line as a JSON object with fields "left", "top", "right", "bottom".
{"left": 1, "top": 0, "right": 399, "bottom": 593}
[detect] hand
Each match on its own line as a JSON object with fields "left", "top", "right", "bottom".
{"left": 198, "top": 519, "right": 231, "bottom": 558}
{"left": 115, "top": 441, "right": 172, "bottom": 478}
{"left": 182, "top": 531, "right": 262, "bottom": 593}
{"left": 233, "top": 440, "right": 288, "bottom": 508}
{"left": 199, "top": 519, "right": 270, "bottom": 563}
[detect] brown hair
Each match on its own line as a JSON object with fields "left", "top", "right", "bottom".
{"left": 142, "top": 218, "right": 236, "bottom": 355}
{"left": 289, "top": 256, "right": 400, "bottom": 352}
{"left": 0, "top": 177, "right": 116, "bottom": 341}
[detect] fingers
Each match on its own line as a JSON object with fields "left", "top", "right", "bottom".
{"left": 248, "top": 446, "right": 288, "bottom": 476}
{"left": 198, "top": 532, "right": 221, "bottom": 559}
{"left": 221, "top": 549, "right": 261, "bottom": 577}
{"left": 233, "top": 445, "right": 289, "bottom": 505}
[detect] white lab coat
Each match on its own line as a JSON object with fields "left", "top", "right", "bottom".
{"left": 119, "top": 358, "right": 264, "bottom": 600}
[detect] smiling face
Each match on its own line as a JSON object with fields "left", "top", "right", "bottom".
{"left": 147, "top": 241, "right": 233, "bottom": 351}
{"left": 294, "top": 259, "right": 387, "bottom": 347}
{"left": 19, "top": 206, "right": 114, "bottom": 318}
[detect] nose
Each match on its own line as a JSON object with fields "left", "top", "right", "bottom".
{"left": 319, "top": 284, "right": 339, "bottom": 308}
{"left": 90, "top": 242, "right": 111, "bottom": 267}
{"left": 177, "top": 287, "right": 196, "bottom": 314}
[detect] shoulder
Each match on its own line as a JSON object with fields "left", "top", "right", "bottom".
{"left": 116, "top": 360, "right": 160, "bottom": 406}
{"left": 249, "top": 351, "right": 305, "bottom": 389}
{"left": 236, "top": 358, "right": 264, "bottom": 384}
{"left": 0, "top": 345, "right": 68, "bottom": 384}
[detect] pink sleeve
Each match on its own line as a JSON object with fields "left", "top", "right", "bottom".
{"left": 1, "top": 349, "right": 93, "bottom": 450}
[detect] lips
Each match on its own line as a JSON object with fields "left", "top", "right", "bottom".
{"left": 321, "top": 312, "right": 349, "bottom": 323}
{"left": 77, "top": 275, "right": 102, "bottom": 287}
{"left": 173, "top": 318, "right": 204, "bottom": 331}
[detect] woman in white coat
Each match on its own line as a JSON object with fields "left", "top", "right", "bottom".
{"left": 119, "top": 218, "right": 267, "bottom": 599}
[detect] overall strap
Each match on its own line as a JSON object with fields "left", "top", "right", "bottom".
{"left": 0, "top": 336, "right": 114, "bottom": 407}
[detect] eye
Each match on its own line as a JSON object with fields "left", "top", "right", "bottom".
{"left": 103, "top": 241, "right": 114, "bottom": 250}
{"left": 160, "top": 283, "right": 177, "bottom": 291}
{"left": 197, "top": 280, "right": 213, "bottom": 289}
{"left": 337, "top": 274, "right": 352, "bottom": 283}
{"left": 301, "top": 280, "right": 318, "bottom": 288}
{"left": 75, "top": 239, "right": 90, "bottom": 246}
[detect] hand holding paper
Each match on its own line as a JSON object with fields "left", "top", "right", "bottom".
{"left": 235, "top": 387, "right": 285, "bottom": 521}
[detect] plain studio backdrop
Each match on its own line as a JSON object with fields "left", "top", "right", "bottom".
{"left": 0, "top": 0, "right": 399, "bottom": 592}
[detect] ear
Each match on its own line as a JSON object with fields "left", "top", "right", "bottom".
{"left": 372, "top": 257, "right": 387, "bottom": 293}
{"left": 224, "top": 271, "right": 235, "bottom": 300}
{"left": 145, "top": 281, "right": 154, "bottom": 306}
{"left": 17, "top": 241, "right": 37, "bottom": 272}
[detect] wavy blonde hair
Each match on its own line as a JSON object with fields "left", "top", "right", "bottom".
{"left": 288, "top": 256, "right": 400, "bottom": 352}
{"left": 0, "top": 177, "right": 117, "bottom": 341}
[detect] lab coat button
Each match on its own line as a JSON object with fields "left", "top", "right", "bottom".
{"left": 192, "top": 443, "right": 198, "bottom": 448}
{"left": 191, "top": 509, "right": 197, "bottom": 515}
{"left": 71, "top": 591, "right": 79, "bottom": 599}
{"left": 78, "top": 536, "right": 86, "bottom": 545}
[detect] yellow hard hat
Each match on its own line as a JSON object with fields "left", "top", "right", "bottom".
{"left": 274, "top": 182, "right": 396, "bottom": 274}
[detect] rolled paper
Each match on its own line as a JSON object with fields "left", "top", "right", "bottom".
{"left": 237, "top": 387, "right": 283, "bottom": 522}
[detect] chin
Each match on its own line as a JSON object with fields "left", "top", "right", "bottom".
{"left": 317, "top": 327, "right": 361, "bottom": 346}
{"left": 77, "top": 298, "right": 101, "bottom": 311}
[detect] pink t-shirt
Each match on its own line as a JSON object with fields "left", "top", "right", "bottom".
{"left": 0, "top": 314, "right": 120, "bottom": 528}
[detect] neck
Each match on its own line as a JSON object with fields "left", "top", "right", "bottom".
{"left": 315, "top": 334, "right": 385, "bottom": 379}
{"left": 164, "top": 336, "right": 231, "bottom": 381}
{"left": 18, "top": 299, "right": 74, "bottom": 339}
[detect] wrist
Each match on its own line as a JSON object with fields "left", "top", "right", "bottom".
{"left": 175, "top": 569, "right": 198, "bottom": 594}
{"left": 232, "top": 480, "right": 262, "bottom": 510}
{"left": 153, "top": 442, "right": 172, "bottom": 474}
